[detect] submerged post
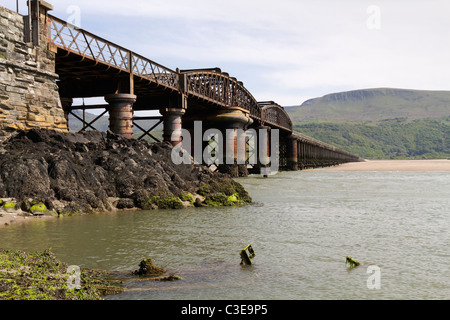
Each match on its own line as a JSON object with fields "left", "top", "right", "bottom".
{"left": 240, "top": 245, "right": 256, "bottom": 266}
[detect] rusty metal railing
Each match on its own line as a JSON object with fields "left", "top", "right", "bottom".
{"left": 47, "top": 15, "right": 302, "bottom": 132}
{"left": 181, "top": 69, "right": 262, "bottom": 120}
{"left": 48, "top": 15, "right": 178, "bottom": 91}
{"left": 259, "top": 101, "right": 293, "bottom": 132}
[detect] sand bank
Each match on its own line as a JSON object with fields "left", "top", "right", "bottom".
{"left": 0, "top": 210, "right": 55, "bottom": 229}
{"left": 317, "top": 159, "right": 450, "bottom": 172}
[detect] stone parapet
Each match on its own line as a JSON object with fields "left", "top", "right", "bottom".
{"left": 0, "top": 4, "right": 67, "bottom": 138}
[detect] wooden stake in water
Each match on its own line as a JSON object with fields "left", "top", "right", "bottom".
{"left": 345, "top": 256, "right": 360, "bottom": 268}
{"left": 240, "top": 245, "right": 256, "bottom": 265}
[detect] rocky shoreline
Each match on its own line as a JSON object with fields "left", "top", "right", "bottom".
{"left": 0, "top": 129, "right": 252, "bottom": 221}
{"left": 0, "top": 248, "right": 124, "bottom": 300}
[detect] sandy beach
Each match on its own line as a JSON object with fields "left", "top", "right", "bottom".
{"left": 316, "top": 159, "right": 450, "bottom": 172}
{"left": 0, "top": 210, "right": 55, "bottom": 229}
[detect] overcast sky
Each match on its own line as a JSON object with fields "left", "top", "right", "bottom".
{"left": 5, "top": 0, "right": 450, "bottom": 106}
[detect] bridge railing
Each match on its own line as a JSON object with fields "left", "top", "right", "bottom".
{"left": 48, "top": 15, "right": 178, "bottom": 91}
{"left": 259, "top": 102, "right": 293, "bottom": 132}
{"left": 182, "top": 69, "right": 262, "bottom": 120}
{"left": 46, "top": 15, "right": 306, "bottom": 133}
{"left": 293, "top": 131, "right": 362, "bottom": 162}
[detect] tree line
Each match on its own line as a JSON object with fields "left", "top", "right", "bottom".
{"left": 294, "top": 117, "right": 450, "bottom": 160}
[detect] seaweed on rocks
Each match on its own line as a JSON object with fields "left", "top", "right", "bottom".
{"left": 0, "top": 129, "right": 252, "bottom": 215}
{"left": 0, "top": 248, "right": 123, "bottom": 300}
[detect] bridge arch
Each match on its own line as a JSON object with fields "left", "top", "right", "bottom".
{"left": 180, "top": 68, "right": 262, "bottom": 120}
{"left": 259, "top": 101, "right": 293, "bottom": 132}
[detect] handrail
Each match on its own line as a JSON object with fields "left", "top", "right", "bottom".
{"left": 292, "top": 131, "right": 362, "bottom": 160}
{"left": 182, "top": 70, "right": 262, "bottom": 120}
{"left": 47, "top": 15, "right": 300, "bottom": 131}
{"left": 260, "top": 103, "right": 293, "bottom": 132}
{"left": 48, "top": 14, "right": 178, "bottom": 91}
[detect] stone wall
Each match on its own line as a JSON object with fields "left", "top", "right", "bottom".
{"left": 0, "top": 4, "right": 67, "bottom": 139}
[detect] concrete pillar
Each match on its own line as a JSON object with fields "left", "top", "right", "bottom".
{"left": 305, "top": 143, "right": 312, "bottom": 168}
{"left": 287, "top": 136, "right": 298, "bottom": 171}
{"left": 222, "top": 126, "right": 249, "bottom": 177}
{"left": 213, "top": 107, "right": 252, "bottom": 177}
{"left": 253, "top": 125, "right": 271, "bottom": 177}
{"left": 297, "top": 140, "right": 302, "bottom": 170}
{"left": 105, "top": 93, "right": 136, "bottom": 139}
{"left": 182, "top": 107, "right": 251, "bottom": 177}
{"left": 161, "top": 108, "right": 185, "bottom": 147}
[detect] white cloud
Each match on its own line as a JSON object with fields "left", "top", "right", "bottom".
{"left": 4, "top": 0, "right": 450, "bottom": 105}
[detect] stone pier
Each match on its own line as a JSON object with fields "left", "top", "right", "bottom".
{"left": 0, "top": 2, "right": 67, "bottom": 139}
{"left": 105, "top": 93, "right": 136, "bottom": 139}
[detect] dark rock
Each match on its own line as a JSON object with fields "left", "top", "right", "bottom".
{"left": 133, "top": 258, "right": 165, "bottom": 276}
{"left": 116, "top": 198, "right": 135, "bottom": 210}
{"left": 0, "top": 129, "right": 252, "bottom": 214}
{"left": 194, "top": 198, "right": 206, "bottom": 207}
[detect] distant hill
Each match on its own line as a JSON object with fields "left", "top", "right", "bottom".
{"left": 287, "top": 88, "right": 450, "bottom": 122}
{"left": 287, "top": 88, "right": 450, "bottom": 160}
{"left": 68, "top": 110, "right": 109, "bottom": 132}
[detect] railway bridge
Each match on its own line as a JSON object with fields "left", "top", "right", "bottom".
{"left": 2, "top": 1, "right": 362, "bottom": 176}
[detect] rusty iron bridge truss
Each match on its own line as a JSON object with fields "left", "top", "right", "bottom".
{"left": 43, "top": 8, "right": 361, "bottom": 174}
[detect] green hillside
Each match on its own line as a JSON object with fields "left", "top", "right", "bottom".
{"left": 288, "top": 88, "right": 450, "bottom": 160}
{"left": 287, "top": 88, "right": 450, "bottom": 122}
{"left": 294, "top": 118, "right": 450, "bottom": 160}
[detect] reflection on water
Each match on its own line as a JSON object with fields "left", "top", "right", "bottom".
{"left": 1, "top": 171, "right": 449, "bottom": 299}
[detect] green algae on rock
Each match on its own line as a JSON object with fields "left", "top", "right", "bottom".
{"left": 145, "top": 195, "right": 185, "bottom": 210}
{"left": 2, "top": 202, "right": 17, "bottom": 212}
{"left": 0, "top": 249, "right": 123, "bottom": 300}
{"left": 29, "top": 202, "right": 48, "bottom": 215}
{"left": 132, "top": 258, "right": 165, "bottom": 276}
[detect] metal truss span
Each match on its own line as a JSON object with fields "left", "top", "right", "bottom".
{"left": 45, "top": 12, "right": 362, "bottom": 167}
{"left": 48, "top": 15, "right": 179, "bottom": 91}
{"left": 180, "top": 68, "right": 262, "bottom": 121}
{"left": 259, "top": 101, "right": 293, "bottom": 132}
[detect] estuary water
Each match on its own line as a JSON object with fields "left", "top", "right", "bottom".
{"left": 1, "top": 169, "right": 449, "bottom": 300}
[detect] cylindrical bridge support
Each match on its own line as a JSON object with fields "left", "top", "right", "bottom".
{"left": 105, "top": 93, "right": 136, "bottom": 139}
{"left": 251, "top": 126, "right": 271, "bottom": 177}
{"left": 161, "top": 108, "right": 186, "bottom": 147}
{"left": 218, "top": 108, "right": 253, "bottom": 177}
{"left": 206, "top": 107, "right": 253, "bottom": 177}
{"left": 287, "top": 136, "right": 299, "bottom": 171}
